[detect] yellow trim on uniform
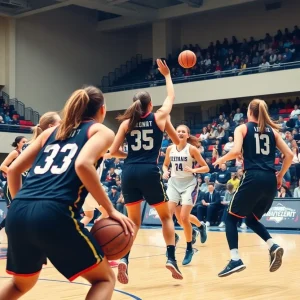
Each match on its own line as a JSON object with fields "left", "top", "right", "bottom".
{"left": 68, "top": 206, "right": 102, "bottom": 263}
{"left": 228, "top": 171, "right": 246, "bottom": 213}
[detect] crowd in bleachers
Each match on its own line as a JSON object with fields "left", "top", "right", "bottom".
{"left": 0, "top": 97, "right": 20, "bottom": 125}
{"left": 145, "top": 25, "right": 300, "bottom": 82}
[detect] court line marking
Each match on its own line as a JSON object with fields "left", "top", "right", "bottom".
{"left": 0, "top": 276, "right": 142, "bottom": 300}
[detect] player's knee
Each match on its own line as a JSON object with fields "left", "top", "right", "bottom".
{"left": 245, "top": 215, "right": 256, "bottom": 227}
{"left": 13, "top": 275, "right": 38, "bottom": 295}
{"left": 180, "top": 214, "right": 190, "bottom": 225}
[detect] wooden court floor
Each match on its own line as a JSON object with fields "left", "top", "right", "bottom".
{"left": 1, "top": 228, "right": 300, "bottom": 300}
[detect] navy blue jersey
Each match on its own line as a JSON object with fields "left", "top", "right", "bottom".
{"left": 243, "top": 122, "right": 276, "bottom": 172}
{"left": 15, "top": 121, "right": 103, "bottom": 208}
{"left": 125, "top": 113, "right": 163, "bottom": 165}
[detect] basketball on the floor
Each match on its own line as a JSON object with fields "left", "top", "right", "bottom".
{"left": 91, "top": 218, "right": 133, "bottom": 260}
{"left": 178, "top": 50, "right": 197, "bottom": 69}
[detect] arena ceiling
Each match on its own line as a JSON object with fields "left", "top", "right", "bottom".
{"left": 1, "top": 0, "right": 261, "bottom": 31}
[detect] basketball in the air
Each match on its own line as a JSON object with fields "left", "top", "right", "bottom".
{"left": 91, "top": 218, "right": 133, "bottom": 260}
{"left": 178, "top": 50, "right": 197, "bottom": 69}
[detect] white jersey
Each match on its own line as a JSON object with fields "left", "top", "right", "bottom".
{"left": 169, "top": 143, "right": 194, "bottom": 179}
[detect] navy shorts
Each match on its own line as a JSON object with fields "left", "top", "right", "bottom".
{"left": 228, "top": 170, "right": 277, "bottom": 220}
{"left": 121, "top": 164, "right": 168, "bottom": 206}
{"left": 6, "top": 200, "right": 104, "bottom": 281}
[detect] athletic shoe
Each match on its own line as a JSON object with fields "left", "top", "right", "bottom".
{"left": 218, "top": 259, "right": 246, "bottom": 277}
{"left": 199, "top": 223, "right": 207, "bottom": 244}
{"left": 218, "top": 222, "right": 225, "bottom": 228}
{"left": 269, "top": 244, "right": 284, "bottom": 272}
{"left": 205, "top": 221, "right": 210, "bottom": 227}
{"left": 182, "top": 249, "right": 195, "bottom": 265}
{"left": 192, "top": 229, "right": 199, "bottom": 244}
{"left": 166, "top": 259, "right": 183, "bottom": 280}
{"left": 109, "top": 261, "right": 119, "bottom": 268}
{"left": 240, "top": 223, "right": 247, "bottom": 229}
{"left": 117, "top": 258, "right": 129, "bottom": 284}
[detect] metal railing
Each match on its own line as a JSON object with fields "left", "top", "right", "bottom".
{"left": 102, "top": 60, "right": 300, "bottom": 93}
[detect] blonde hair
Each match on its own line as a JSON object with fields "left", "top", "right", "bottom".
{"left": 176, "top": 124, "right": 199, "bottom": 147}
{"left": 56, "top": 86, "right": 104, "bottom": 140}
{"left": 249, "top": 99, "right": 280, "bottom": 133}
{"left": 29, "top": 112, "right": 60, "bottom": 144}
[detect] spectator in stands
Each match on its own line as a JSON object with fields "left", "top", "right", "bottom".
{"left": 227, "top": 172, "right": 240, "bottom": 191}
{"left": 269, "top": 51, "right": 277, "bottom": 65}
{"left": 197, "top": 183, "right": 221, "bottom": 227}
{"left": 116, "top": 193, "right": 126, "bottom": 215}
{"left": 233, "top": 108, "right": 243, "bottom": 124}
{"left": 259, "top": 58, "right": 270, "bottom": 72}
{"left": 236, "top": 168, "right": 244, "bottom": 180}
{"left": 277, "top": 186, "right": 292, "bottom": 198}
{"left": 222, "top": 118, "right": 230, "bottom": 131}
{"left": 211, "top": 148, "right": 219, "bottom": 164}
{"left": 215, "top": 163, "right": 231, "bottom": 191}
{"left": 283, "top": 48, "right": 292, "bottom": 62}
{"left": 290, "top": 105, "right": 300, "bottom": 119}
{"left": 208, "top": 126, "right": 217, "bottom": 139}
{"left": 199, "top": 176, "right": 210, "bottom": 193}
{"left": 235, "top": 155, "right": 244, "bottom": 168}
{"left": 215, "top": 125, "right": 225, "bottom": 140}
{"left": 103, "top": 167, "right": 117, "bottom": 188}
{"left": 108, "top": 186, "right": 120, "bottom": 207}
{"left": 293, "top": 180, "right": 300, "bottom": 197}
{"left": 198, "top": 141, "right": 205, "bottom": 156}
{"left": 3, "top": 112, "right": 12, "bottom": 124}
{"left": 277, "top": 116, "right": 287, "bottom": 131}
{"left": 219, "top": 183, "right": 235, "bottom": 228}
{"left": 199, "top": 127, "right": 209, "bottom": 143}
{"left": 252, "top": 52, "right": 261, "bottom": 67}
{"left": 205, "top": 157, "right": 214, "bottom": 174}
{"left": 223, "top": 136, "right": 234, "bottom": 154}
{"left": 285, "top": 131, "right": 297, "bottom": 149}
{"left": 0, "top": 115, "right": 4, "bottom": 124}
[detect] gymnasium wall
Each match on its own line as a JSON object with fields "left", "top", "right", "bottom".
{"left": 179, "top": 0, "right": 300, "bottom": 49}
{"left": 104, "top": 68, "right": 300, "bottom": 111}
{"left": 14, "top": 6, "right": 139, "bottom": 114}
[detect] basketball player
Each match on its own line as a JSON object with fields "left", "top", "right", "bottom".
{"left": 109, "top": 59, "right": 183, "bottom": 284}
{"left": 213, "top": 99, "right": 293, "bottom": 277}
{"left": 23, "top": 112, "right": 61, "bottom": 150}
{"left": 0, "top": 136, "right": 27, "bottom": 236}
{"left": 0, "top": 86, "right": 134, "bottom": 300}
{"left": 163, "top": 125, "right": 209, "bottom": 265}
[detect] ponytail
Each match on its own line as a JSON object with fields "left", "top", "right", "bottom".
{"left": 257, "top": 100, "right": 280, "bottom": 133}
{"left": 116, "top": 100, "right": 143, "bottom": 133}
{"left": 56, "top": 90, "right": 89, "bottom": 140}
{"left": 30, "top": 126, "right": 43, "bottom": 143}
{"left": 187, "top": 135, "right": 200, "bottom": 147}
{"left": 117, "top": 90, "right": 152, "bottom": 133}
{"left": 249, "top": 99, "right": 280, "bottom": 133}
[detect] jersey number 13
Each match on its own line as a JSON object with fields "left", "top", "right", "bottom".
{"left": 254, "top": 133, "right": 270, "bottom": 155}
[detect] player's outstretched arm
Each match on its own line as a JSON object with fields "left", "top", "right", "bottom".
{"left": 109, "top": 121, "right": 128, "bottom": 159}
{"left": 165, "top": 115, "right": 180, "bottom": 145}
{"left": 213, "top": 125, "right": 245, "bottom": 168}
{"left": 184, "top": 146, "right": 209, "bottom": 174}
{"left": 0, "top": 150, "right": 19, "bottom": 174}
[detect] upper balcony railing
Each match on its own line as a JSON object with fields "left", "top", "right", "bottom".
{"left": 101, "top": 61, "right": 300, "bottom": 93}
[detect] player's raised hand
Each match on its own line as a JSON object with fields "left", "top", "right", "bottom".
{"left": 109, "top": 209, "right": 135, "bottom": 236}
{"left": 157, "top": 59, "right": 170, "bottom": 77}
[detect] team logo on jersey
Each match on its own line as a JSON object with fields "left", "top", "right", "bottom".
{"left": 264, "top": 203, "right": 298, "bottom": 224}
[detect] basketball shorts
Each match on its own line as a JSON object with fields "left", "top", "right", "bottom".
{"left": 167, "top": 177, "right": 198, "bottom": 206}
{"left": 82, "top": 193, "right": 99, "bottom": 212}
{"left": 228, "top": 170, "right": 277, "bottom": 220}
{"left": 5, "top": 200, "right": 104, "bottom": 281}
{"left": 121, "top": 164, "right": 168, "bottom": 206}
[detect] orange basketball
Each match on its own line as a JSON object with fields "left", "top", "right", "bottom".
{"left": 91, "top": 218, "right": 133, "bottom": 260}
{"left": 178, "top": 50, "right": 197, "bottom": 69}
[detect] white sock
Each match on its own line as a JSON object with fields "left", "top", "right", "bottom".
{"left": 230, "top": 249, "right": 240, "bottom": 261}
{"left": 266, "top": 238, "right": 275, "bottom": 249}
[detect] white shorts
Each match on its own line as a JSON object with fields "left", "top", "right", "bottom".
{"left": 167, "top": 176, "right": 198, "bottom": 206}
{"left": 82, "top": 193, "right": 99, "bottom": 212}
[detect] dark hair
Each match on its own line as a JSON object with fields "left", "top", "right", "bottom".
{"left": 249, "top": 99, "right": 280, "bottom": 133}
{"left": 208, "top": 182, "right": 215, "bottom": 187}
{"left": 176, "top": 124, "right": 199, "bottom": 147}
{"left": 12, "top": 136, "right": 25, "bottom": 148}
{"left": 56, "top": 86, "right": 104, "bottom": 140}
{"left": 116, "top": 91, "right": 151, "bottom": 132}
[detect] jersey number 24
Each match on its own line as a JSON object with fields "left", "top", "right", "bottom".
{"left": 131, "top": 129, "right": 154, "bottom": 151}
